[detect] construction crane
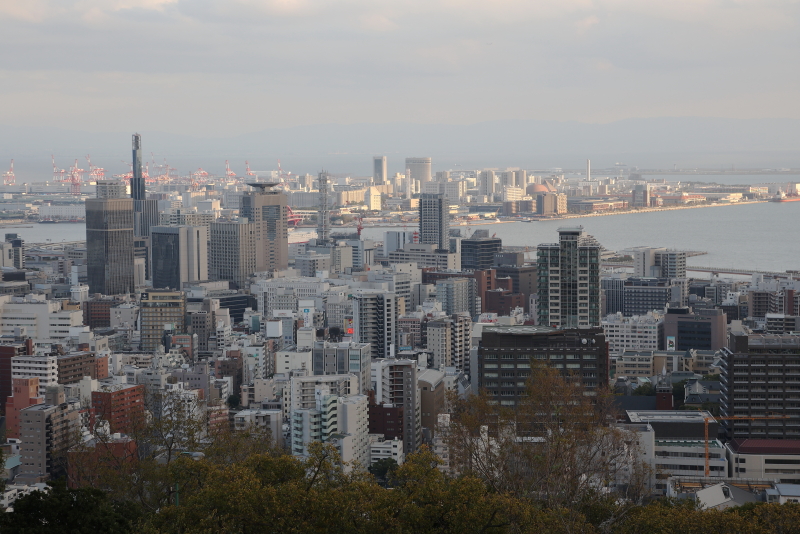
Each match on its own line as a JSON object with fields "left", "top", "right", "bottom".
{"left": 225, "top": 160, "right": 237, "bottom": 179}
{"left": 356, "top": 216, "right": 364, "bottom": 237}
{"left": 704, "top": 415, "right": 791, "bottom": 476}
{"left": 3, "top": 160, "right": 15, "bottom": 186}
{"left": 245, "top": 161, "right": 256, "bottom": 176}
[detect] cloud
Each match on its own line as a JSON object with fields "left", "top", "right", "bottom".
{"left": 0, "top": 0, "right": 799, "bottom": 135}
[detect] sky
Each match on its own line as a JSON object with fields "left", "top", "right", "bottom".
{"left": 2, "top": 0, "right": 800, "bottom": 138}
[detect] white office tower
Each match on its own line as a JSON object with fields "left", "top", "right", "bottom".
{"left": 586, "top": 159, "right": 591, "bottom": 181}
{"left": 536, "top": 226, "right": 602, "bottom": 328}
{"left": 290, "top": 384, "right": 369, "bottom": 470}
{"left": 352, "top": 290, "right": 398, "bottom": 359}
{"left": 419, "top": 193, "right": 449, "bottom": 251}
{"left": 373, "top": 156, "right": 387, "bottom": 185}
{"left": 371, "top": 358, "right": 421, "bottom": 453}
{"left": 405, "top": 157, "right": 432, "bottom": 185}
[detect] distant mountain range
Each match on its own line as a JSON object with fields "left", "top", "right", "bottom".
{"left": 1, "top": 117, "right": 798, "bottom": 179}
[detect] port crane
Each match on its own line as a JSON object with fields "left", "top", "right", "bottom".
{"left": 245, "top": 161, "right": 256, "bottom": 176}
{"left": 85, "top": 155, "right": 105, "bottom": 179}
{"left": 52, "top": 155, "right": 66, "bottom": 181}
{"left": 225, "top": 160, "right": 237, "bottom": 179}
{"left": 3, "top": 160, "right": 15, "bottom": 186}
{"left": 704, "top": 415, "right": 791, "bottom": 476}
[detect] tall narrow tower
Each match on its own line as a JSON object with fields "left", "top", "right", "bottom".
{"left": 586, "top": 159, "right": 591, "bottom": 181}
{"left": 317, "top": 171, "right": 331, "bottom": 245}
{"left": 131, "top": 134, "right": 159, "bottom": 238}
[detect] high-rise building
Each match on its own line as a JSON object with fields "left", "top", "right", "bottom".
{"left": 371, "top": 358, "right": 421, "bottom": 453}
{"left": 537, "top": 227, "right": 602, "bottom": 328}
{"left": 628, "top": 247, "right": 687, "bottom": 279}
{"left": 151, "top": 225, "right": 209, "bottom": 290}
{"left": 317, "top": 171, "right": 332, "bottom": 245}
{"left": 352, "top": 290, "right": 398, "bottom": 359}
{"left": 476, "top": 326, "right": 609, "bottom": 407}
{"left": 18, "top": 387, "right": 80, "bottom": 482}
{"left": 632, "top": 184, "right": 651, "bottom": 208}
{"left": 722, "top": 333, "right": 800, "bottom": 440}
{"left": 622, "top": 277, "right": 686, "bottom": 317}
{"left": 434, "top": 278, "right": 472, "bottom": 316}
{"left": 131, "top": 134, "right": 159, "bottom": 238}
{"left": 85, "top": 182, "right": 134, "bottom": 295}
{"left": 663, "top": 307, "right": 727, "bottom": 351}
{"left": 209, "top": 219, "right": 260, "bottom": 290}
{"left": 140, "top": 290, "right": 186, "bottom": 353}
{"left": 405, "top": 157, "right": 432, "bottom": 185}
{"left": 3, "top": 233, "right": 25, "bottom": 269}
{"left": 373, "top": 156, "right": 387, "bottom": 185}
{"left": 426, "top": 313, "right": 472, "bottom": 371}
{"left": 419, "top": 193, "right": 449, "bottom": 251}
{"left": 461, "top": 237, "right": 502, "bottom": 271}
{"left": 312, "top": 341, "right": 372, "bottom": 395}
{"left": 240, "top": 183, "right": 288, "bottom": 271}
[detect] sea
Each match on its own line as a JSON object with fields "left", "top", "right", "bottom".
{"left": 5, "top": 174, "right": 799, "bottom": 276}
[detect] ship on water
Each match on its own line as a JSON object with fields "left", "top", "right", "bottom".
{"left": 771, "top": 191, "right": 800, "bottom": 203}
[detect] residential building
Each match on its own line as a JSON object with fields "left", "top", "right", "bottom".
{"left": 418, "top": 368, "right": 446, "bottom": 441}
{"left": 12, "top": 355, "right": 58, "bottom": 396}
{"left": 537, "top": 227, "right": 602, "bottom": 328}
{"left": 18, "top": 388, "right": 80, "bottom": 482}
{"left": 388, "top": 243, "right": 460, "bottom": 270}
{"left": 721, "top": 333, "right": 800, "bottom": 440}
{"left": 369, "top": 435, "right": 405, "bottom": 465}
{"left": 477, "top": 325, "right": 609, "bottom": 406}
{"left": 140, "top": 290, "right": 186, "bottom": 353}
{"left": 90, "top": 383, "right": 145, "bottom": 434}
{"left": 5, "top": 377, "right": 42, "bottom": 439}
{"left": 352, "top": 290, "right": 398, "bottom": 359}
{"left": 312, "top": 341, "right": 372, "bottom": 395}
{"left": 622, "top": 277, "right": 685, "bottom": 317}
{"left": 434, "top": 278, "right": 472, "bottom": 316}
{"left": 371, "top": 358, "right": 421, "bottom": 453}
{"left": 418, "top": 193, "right": 449, "bottom": 250}
{"left": 426, "top": 313, "right": 471, "bottom": 371}
{"left": 602, "top": 312, "right": 664, "bottom": 355}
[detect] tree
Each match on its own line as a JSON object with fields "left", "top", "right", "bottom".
{"left": 226, "top": 393, "right": 240, "bottom": 408}
{"left": 444, "top": 363, "right": 653, "bottom": 532}
{"left": 0, "top": 479, "right": 141, "bottom": 533}
{"left": 632, "top": 383, "right": 656, "bottom": 396}
{"left": 368, "top": 457, "right": 398, "bottom": 487}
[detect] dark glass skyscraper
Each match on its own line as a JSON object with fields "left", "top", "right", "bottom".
{"left": 86, "top": 181, "right": 134, "bottom": 295}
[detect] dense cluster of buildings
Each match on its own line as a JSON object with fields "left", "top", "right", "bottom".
{"left": 0, "top": 143, "right": 799, "bottom": 509}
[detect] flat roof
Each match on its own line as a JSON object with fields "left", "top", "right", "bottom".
{"left": 627, "top": 410, "right": 715, "bottom": 424}
{"left": 729, "top": 439, "right": 800, "bottom": 455}
{"left": 481, "top": 325, "right": 557, "bottom": 335}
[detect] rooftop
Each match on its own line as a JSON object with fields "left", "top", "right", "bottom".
{"left": 481, "top": 325, "right": 557, "bottom": 335}
{"left": 627, "top": 410, "right": 715, "bottom": 424}
{"left": 729, "top": 439, "right": 800, "bottom": 455}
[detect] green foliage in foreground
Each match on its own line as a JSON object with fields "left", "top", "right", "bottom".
{"left": 4, "top": 445, "right": 800, "bottom": 534}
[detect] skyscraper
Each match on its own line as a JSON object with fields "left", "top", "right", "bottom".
{"left": 86, "top": 181, "right": 134, "bottom": 295}
{"left": 405, "top": 157, "right": 432, "bottom": 185}
{"left": 209, "top": 219, "right": 260, "bottom": 290}
{"left": 240, "top": 183, "right": 288, "bottom": 271}
{"left": 419, "top": 193, "right": 449, "bottom": 251}
{"left": 537, "top": 227, "right": 602, "bottom": 328}
{"left": 131, "top": 134, "right": 159, "bottom": 238}
{"left": 317, "top": 171, "right": 331, "bottom": 246}
{"left": 373, "top": 156, "right": 387, "bottom": 185}
{"left": 151, "top": 225, "right": 209, "bottom": 290}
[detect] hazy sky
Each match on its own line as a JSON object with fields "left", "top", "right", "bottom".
{"left": 2, "top": 0, "right": 799, "bottom": 137}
